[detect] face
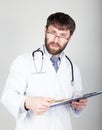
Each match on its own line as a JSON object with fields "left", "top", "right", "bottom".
{"left": 45, "top": 25, "right": 71, "bottom": 56}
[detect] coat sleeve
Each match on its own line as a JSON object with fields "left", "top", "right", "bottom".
{"left": 1, "top": 55, "right": 28, "bottom": 120}
{"left": 70, "top": 65, "right": 83, "bottom": 116}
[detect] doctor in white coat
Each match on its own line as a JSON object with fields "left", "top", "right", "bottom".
{"left": 1, "top": 12, "right": 87, "bottom": 130}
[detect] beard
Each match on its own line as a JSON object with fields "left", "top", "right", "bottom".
{"left": 45, "top": 37, "right": 68, "bottom": 55}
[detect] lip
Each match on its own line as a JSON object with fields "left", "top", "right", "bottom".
{"left": 50, "top": 43, "right": 59, "bottom": 48}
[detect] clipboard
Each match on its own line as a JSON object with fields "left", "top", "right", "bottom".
{"left": 51, "top": 91, "right": 102, "bottom": 107}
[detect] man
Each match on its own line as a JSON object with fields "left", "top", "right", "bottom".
{"left": 1, "top": 12, "right": 87, "bottom": 130}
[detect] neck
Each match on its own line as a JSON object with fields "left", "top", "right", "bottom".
{"left": 52, "top": 54, "right": 60, "bottom": 57}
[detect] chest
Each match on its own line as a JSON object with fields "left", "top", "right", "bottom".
{"left": 26, "top": 56, "right": 74, "bottom": 99}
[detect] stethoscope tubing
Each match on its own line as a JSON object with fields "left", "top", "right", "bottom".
{"left": 65, "top": 55, "right": 74, "bottom": 86}
{"left": 32, "top": 48, "right": 74, "bottom": 86}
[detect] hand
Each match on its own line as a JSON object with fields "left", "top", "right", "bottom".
{"left": 70, "top": 98, "right": 88, "bottom": 110}
{"left": 25, "top": 96, "right": 54, "bottom": 115}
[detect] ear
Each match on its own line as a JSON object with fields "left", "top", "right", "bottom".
{"left": 68, "top": 35, "right": 72, "bottom": 42}
{"left": 69, "top": 36, "right": 72, "bottom": 41}
{"left": 45, "top": 27, "right": 47, "bottom": 33}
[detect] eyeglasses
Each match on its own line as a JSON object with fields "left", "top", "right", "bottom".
{"left": 47, "top": 31, "right": 69, "bottom": 42}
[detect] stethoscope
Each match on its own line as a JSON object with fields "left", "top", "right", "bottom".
{"left": 32, "top": 48, "right": 74, "bottom": 86}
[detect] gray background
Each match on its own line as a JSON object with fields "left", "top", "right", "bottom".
{"left": 0, "top": 0, "right": 102, "bottom": 130}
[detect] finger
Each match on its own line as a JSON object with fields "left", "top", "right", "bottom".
{"left": 35, "top": 107, "right": 48, "bottom": 115}
{"left": 41, "top": 99, "right": 54, "bottom": 107}
{"left": 79, "top": 99, "right": 88, "bottom": 103}
{"left": 71, "top": 101, "right": 86, "bottom": 108}
{"left": 75, "top": 106, "right": 86, "bottom": 110}
{"left": 42, "top": 97, "right": 54, "bottom": 103}
{"left": 41, "top": 105, "right": 49, "bottom": 110}
{"left": 71, "top": 103, "right": 86, "bottom": 110}
{"left": 77, "top": 101, "right": 87, "bottom": 106}
{"left": 72, "top": 98, "right": 87, "bottom": 105}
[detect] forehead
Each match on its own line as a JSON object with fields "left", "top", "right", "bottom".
{"left": 47, "top": 25, "right": 70, "bottom": 35}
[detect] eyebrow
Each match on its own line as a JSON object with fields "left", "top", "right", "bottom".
{"left": 48, "top": 30, "right": 68, "bottom": 36}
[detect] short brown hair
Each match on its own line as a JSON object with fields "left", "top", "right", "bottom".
{"left": 46, "top": 12, "right": 76, "bottom": 36}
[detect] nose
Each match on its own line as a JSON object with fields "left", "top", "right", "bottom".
{"left": 54, "top": 35, "right": 59, "bottom": 43}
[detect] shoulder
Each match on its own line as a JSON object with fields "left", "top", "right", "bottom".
{"left": 9, "top": 53, "right": 32, "bottom": 71}
{"left": 12, "top": 53, "right": 32, "bottom": 64}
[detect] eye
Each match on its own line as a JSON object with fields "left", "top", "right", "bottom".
{"left": 60, "top": 34, "right": 67, "bottom": 38}
{"left": 50, "top": 31, "right": 56, "bottom": 35}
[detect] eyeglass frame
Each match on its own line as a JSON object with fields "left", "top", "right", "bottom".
{"left": 46, "top": 31, "right": 70, "bottom": 42}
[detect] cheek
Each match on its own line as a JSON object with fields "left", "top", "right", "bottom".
{"left": 60, "top": 42, "right": 67, "bottom": 48}
{"left": 45, "top": 37, "right": 53, "bottom": 44}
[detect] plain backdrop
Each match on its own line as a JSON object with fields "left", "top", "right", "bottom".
{"left": 0, "top": 0, "right": 102, "bottom": 130}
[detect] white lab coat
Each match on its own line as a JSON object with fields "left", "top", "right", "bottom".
{"left": 1, "top": 47, "right": 83, "bottom": 130}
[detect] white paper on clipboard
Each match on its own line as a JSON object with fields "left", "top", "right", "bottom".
{"left": 51, "top": 91, "right": 102, "bottom": 107}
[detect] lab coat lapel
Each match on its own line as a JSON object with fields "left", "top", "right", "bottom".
{"left": 43, "top": 54, "right": 57, "bottom": 74}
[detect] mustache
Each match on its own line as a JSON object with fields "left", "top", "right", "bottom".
{"left": 49, "top": 42, "right": 61, "bottom": 47}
